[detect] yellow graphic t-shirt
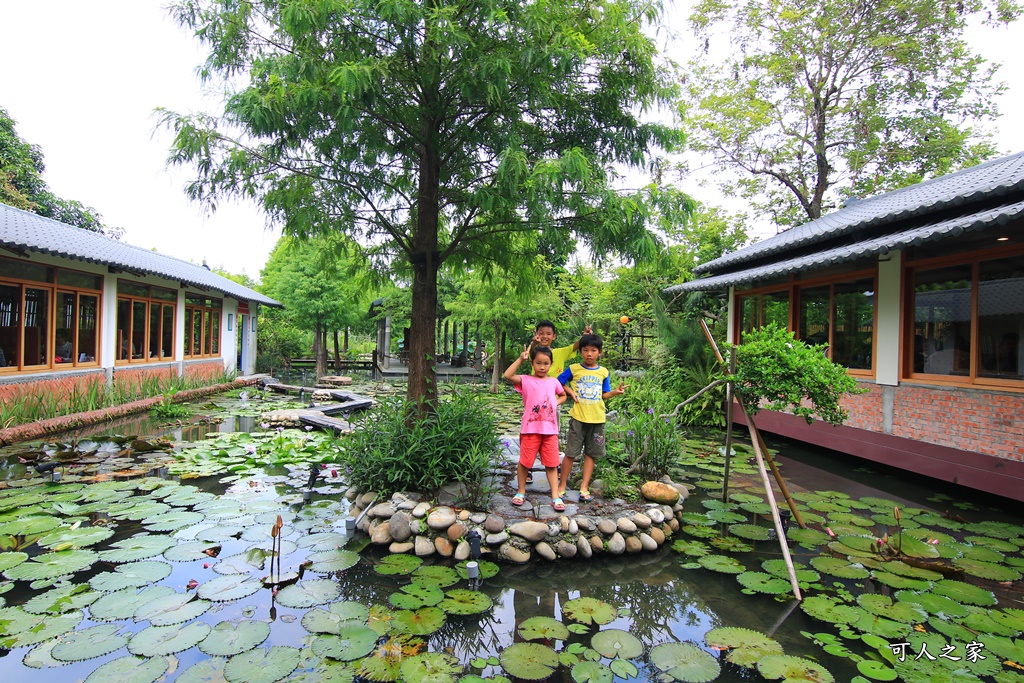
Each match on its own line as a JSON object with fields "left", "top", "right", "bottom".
{"left": 558, "top": 363, "right": 611, "bottom": 424}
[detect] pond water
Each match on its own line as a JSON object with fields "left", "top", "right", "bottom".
{"left": 0, "top": 376, "right": 1020, "bottom": 683}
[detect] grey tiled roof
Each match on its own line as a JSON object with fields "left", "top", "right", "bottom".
{"left": 1, "top": 203, "right": 281, "bottom": 307}
{"left": 666, "top": 199, "right": 1024, "bottom": 293}
{"left": 693, "top": 151, "right": 1024, "bottom": 275}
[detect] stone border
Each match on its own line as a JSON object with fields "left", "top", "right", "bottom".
{"left": 350, "top": 490, "right": 684, "bottom": 564}
{"left": 0, "top": 379, "right": 256, "bottom": 446}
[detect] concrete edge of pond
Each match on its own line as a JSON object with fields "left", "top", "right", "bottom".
{"left": 0, "top": 378, "right": 257, "bottom": 446}
{"left": 349, "top": 484, "right": 687, "bottom": 564}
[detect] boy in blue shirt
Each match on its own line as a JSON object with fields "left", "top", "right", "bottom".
{"left": 556, "top": 334, "right": 626, "bottom": 502}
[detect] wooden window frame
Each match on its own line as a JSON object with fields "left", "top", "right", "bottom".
{"left": 903, "top": 243, "right": 1024, "bottom": 390}
{"left": 115, "top": 280, "right": 177, "bottom": 365}
{"left": 184, "top": 296, "right": 223, "bottom": 359}
{"left": 0, "top": 258, "right": 103, "bottom": 373}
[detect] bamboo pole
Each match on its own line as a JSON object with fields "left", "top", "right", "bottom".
{"left": 721, "top": 346, "right": 735, "bottom": 504}
{"left": 699, "top": 319, "right": 802, "bottom": 600}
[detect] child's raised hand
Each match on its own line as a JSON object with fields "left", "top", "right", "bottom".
{"left": 520, "top": 344, "right": 531, "bottom": 361}
{"left": 584, "top": 324, "right": 593, "bottom": 335}
{"left": 614, "top": 383, "right": 627, "bottom": 395}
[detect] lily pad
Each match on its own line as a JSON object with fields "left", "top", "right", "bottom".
{"left": 311, "top": 625, "right": 380, "bottom": 661}
{"left": 23, "top": 583, "right": 98, "bottom": 614}
{"left": 571, "top": 661, "right": 613, "bottom": 683}
{"left": 705, "top": 626, "right": 783, "bottom": 667}
{"left": 98, "top": 535, "right": 176, "bottom": 563}
{"left": 698, "top": 555, "right": 745, "bottom": 574}
{"left": 128, "top": 620, "right": 211, "bottom": 656}
{"left": 357, "top": 634, "right": 425, "bottom": 682}
{"left": 0, "top": 552, "right": 28, "bottom": 573}
{"left": 736, "top": 571, "right": 791, "bottom": 595}
{"left": 411, "top": 565, "right": 460, "bottom": 588}
{"left": 89, "top": 560, "right": 172, "bottom": 592}
{"left": 225, "top": 645, "right": 302, "bottom": 683}
{"left": 88, "top": 585, "right": 175, "bottom": 621}
{"left": 499, "top": 642, "right": 559, "bottom": 680}
{"left": 198, "top": 574, "right": 263, "bottom": 601}
{"left": 275, "top": 578, "right": 342, "bottom": 608}
{"left": 800, "top": 596, "right": 863, "bottom": 625}
{"left": 728, "top": 523, "right": 771, "bottom": 541}
{"left": 4, "top": 549, "right": 98, "bottom": 581}
{"left": 876, "top": 560, "right": 942, "bottom": 581}
{"left": 199, "top": 619, "right": 271, "bottom": 656}
{"left": 391, "top": 583, "right": 445, "bottom": 609}
{"left": 37, "top": 525, "right": 114, "bottom": 549}
{"left": 399, "top": 652, "right": 462, "bottom": 683}
{"left": 302, "top": 601, "right": 370, "bottom": 634}
{"left": 438, "top": 589, "right": 493, "bottom": 615}
{"left": 856, "top": 660, "right": 897, "bottom": 681}
{"left": 893, "top": 590, "right": 969, "bottom": 618}
{"left": 163, "top": 540, "right": 221, "bottom": 562}
{"left": 762, "top": 559, "right": 819, "bottom": 582}
{"left": 757, "top": 654, "right": 834, "bottom": 683}
{"left": 856, "top": 594, "right": 926, "bottom": 624}
{"left": 649, "top": 642, "right": 721, "bottom": 683}
{"left": 143, "top": 510, "right": 205, "bottom": 531}
{"left": 932, "top": 579, "right": 997, "bottom": 606}
{"left": 952, "top": 558, "right": 1022, "bottom": 581}
{"left": 51, "top": 623, "right": 129, "bottom": 661}
{"left": 809, "top": 556, "right": 870, "bottom": 579}
{"left": 518, "top": 616, "right": 570, "bottom": 641}
{"left": 83, "top": 655, "right": 169, "bottom": 683}
{"left": 177, "top": 659, "right": 228, "bottom": 683}
{"left": 456, "top": 559, "right": 499, "bottom": 580}
{"left": 134, "top": 591, "right": 211, "bottom": 625}
{"left": 562, "top": 597, "right": 618, "bottom": 625}
{"left": 0, "top": 609, "right": 82, "bottom": 647}
{"left": 591, "top": 629, "right": 643, "bottom": 659}
{"left": 374, "top": 554, "right": 424, "bottom": 576}
{"left": 307, "top": 549, "right": 360, "bottom": 573}
{"left": 392, "top": 607, "right": 447, "bottom": 635}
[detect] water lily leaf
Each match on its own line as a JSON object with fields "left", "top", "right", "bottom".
{"left": 98, "top": 535, "right": 176, "bottom": 563}
{"left": 368, "top": 604, "right": 394, "bottom": 635}
{"left": 893, "top": 590, "right": 969, "bottom": 619}
{"left": 214, "top": 552, "right": 264, "bottom": 575}
{"left": 198, "top": 574, "right": 263, "bottom": 601}
{"left": 809, "top": 556, "right": 870, "bottom": 579}
{"left": 356, "top": 633, "right": 425, "bottom": 682}
{"left": 37, "top": 525, "right": 114, "bottom": 549}
{"left": 963, "top": 535, "right": 1019, "bottom": 553}
{"left": 308, "top": 549, "right": 360, "bottom": 574}
{"left": 225, "top": 645, "right": 302, "bottom": 683}
{"left": 856, "top": 660, "right": 896, "bottom": 681}
{"left": 438, "top": 589, "right": 492, "bottom": 615}
{"left": 736, "top": 572, "right": 791, "bottom": 595}
{"left": 23, "top": 583, "right": 98, "bottom": 614}
{"left": 800, "top": 596, "right": 863, "bottom": 625}
{"left": 698, "top": 554, "right": 745, "bottom": 574}
{"left": 392, "top": 607, "right": 446, "bottom": 636}
{"left": 761, "top": 559, "right": 819, "bottom": 582}
{"left": 4, "top": 549, "right": 98, "bottom": 581}
{"left": 856, "top": 594, "right": 926, "bottom": 624}
{"left": 176, "top": 659, "right": 227, "bottom": 683}
{"left": 391, "top": 583, "right": 445, "bottom": 609}
{"left": 786, "top": 527, "right": 830, "bottom": 546}
{"left": 708, "top": 510, "right": 746, "bottom": 524}
{"left": 0, "top": 552, "right": 28, "bottom": 573}
{"left": 399, "top": 652, "right": 462, "bottom": 683}
{"left": 591, "top": 629, "right": 643, "bottom": 659}
{"left": 198, "top": 619, "right": 271, "bottom": 656}
{"left": 562, "top": 597, "right": 618, "bottom": 625}
{"left": 852, "top": 611, "right": 911, "bottom": 640}
{"left": 499, "top": 642, "right": 559, "bottom": 680}
{"left": 609, "top": 659, "right": 638, "bottom": 679}
{"left": 90, "top": 560, "right": 173, "bottom": 592}
{"left": 704, "top": 627, "right": 783, "bottom": 667}
{"left": 111, "top": 501, "right": 172, "bottom": 521}
{"left": 518, "top": 616, "right": 570, "bottom": 641}
{"left": 83, "top": 655, "right": 169, "bottom": 683}
{"left": 23, "top": 637, "right": 67, "bottom": 669}
{"left": 952, "top": 558, "right": 1022, "bottom": 581}
{"left": 0, "top": 609, "right": 82, "bottom": 647}
{"left": 962, "top": 520, "right": 1024, "bottom": 538}
{"left": 728, "top": 523, "right": 770, "bottom": 541}
{"left": 311, "top": 625, "right": 379, "bottom": 661}
{"left": 571, "top": 661, "right": 613, "bottom": 683}
{"left": 671, "top": 540, "right": 711, "bottom": 557}
{"left": 983, "top": 634, "right": 1024, "bottom": 663}
{"left": 932, "top": 579, "right": 997, "bottom": 606}
{"left": 134, "top": 591, "right": 211, "bottom": 625}
{"left": 958, "top": 543, "right": 1005, "bottom": 563}
{"left": 297, "top": 532, "right": 348, "bottom": 552}
{"left": 374, "top": 554, "right": 424, "bottom": 576}
{"left": 411, "top": 565, "right": 460, "bottom": 588}
{"left": 869, "top": 571, "right": 932, "bottom": 591}
{"left": 456, "top": 560, "right": 499, "bottom": 580}
{"left": 959, "top": 610, "right": 1019, "bottom": 637}
{"left": 709, "top": 536, "right": 752, "bottom": 552}
{"left": 163, "top": 540, "right": 221, "bottom": 563}
{"left": 0, "top": 516, "right": 60, "bottom": 536}
{"left": 302, "top": 601, "right": 370, "bottom": 634}
{"left": 128, "top": 620, "right": 211, "bottom": 655}
{"left": 649, "top": 642, "right": 721, "bottom": 683}
{"left": 756, "top": 654, "right": 834, "bottom": 683}
{"left": 51, "top": 623, "right": 129, "bottom": 661}
{"left": 876, "top": 560, "right": 942, "bottom": 581}
{"left": 276, "top": 578, "right": 342, "bottom": 608}
{"left": 143, "top": 510, "right": 205, "bottom": 532}
{"left": 88, "top": 585, "right": 176, "bottom": 621}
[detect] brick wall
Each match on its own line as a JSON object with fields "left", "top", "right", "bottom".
{"left": 184, "top": 360, "right": 228, "bottom": 381}
{"left": 0, "top": 371, "right": 105, "bottom": 407}
{"left": 840, "top": 382, "right": 1024, "bottom": 462}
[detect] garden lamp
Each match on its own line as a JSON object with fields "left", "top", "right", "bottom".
{"left": 467, "top": 529, "right": 482, "bottom": 559}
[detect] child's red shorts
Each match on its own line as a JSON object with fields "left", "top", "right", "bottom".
{"left": 519, "top": 434, "right": 560, "bottom": 468}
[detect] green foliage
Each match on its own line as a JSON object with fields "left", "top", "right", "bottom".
{"left": 729, "top": 324, "right": 864, "bottom": 425}
{"left": 339, "top": 391, "right": 500, "bottom": 503}
{"left": 150, "top": 395, "right": 194, "bottom": 420}
{"left": 682, "top": 0, "right": 1016, "bottom": 227}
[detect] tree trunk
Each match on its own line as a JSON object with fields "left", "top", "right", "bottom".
{"left": 407, "top": 138, "right": 440, "bottom": 416}
{"left": 333, "top": 330, "right": 341, "bottom": 373}
{"left": 314, "top": 324, "right": 328, "bottom": 378}
{"left": 343, "top": 326, "right": 349, "bottom": 354}
{"left": 474, "top": 322, "right": 482, "bottom": 370}
{"left": 490, "top": 324, "right": 503, "bottom": 393}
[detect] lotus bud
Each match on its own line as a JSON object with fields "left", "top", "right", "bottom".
{"left": 187, "top": 579, "right": 199, "bottom": 590}
{"left": 271, "top": 525, "right": 279, "bottom": 539}
{"left": 331, "top": 470, "right": 337, "bottom": 478}
{"left": 893, "top": 506, "right": 901, "bottom": 522}
{"left": 276, "top": 515, "right": 283, "bottom": 528}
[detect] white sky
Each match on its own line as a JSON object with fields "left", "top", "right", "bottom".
{"left": 2, "top": 1, "right": 1023, "bottom": 280}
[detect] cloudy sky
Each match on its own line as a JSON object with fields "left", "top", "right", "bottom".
{"left": 3, "top": 1, "right": 1023, "bottom": 279}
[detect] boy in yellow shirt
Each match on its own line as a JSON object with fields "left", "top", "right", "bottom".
{"left": 555, "top": 334, "right": 626, "bottom": 502}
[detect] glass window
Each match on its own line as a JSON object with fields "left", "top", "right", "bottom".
{"left": 739, "top": 291, "right": 790, "bottom": 339}
{"left": 211, "top": 311, "right": 220, "bottom": 355}
{"left": 78, "top": 295, "right": 98, "bottom": 362}
{"left": 23, "top": 288, "right": 48, "bottom": 366}
{"left": 184, "top": 309, "right": 193, "bottom": 356}
{"left": 912, "top": 265, "right": 972, "bottom": 376}
{"left": 1, "top": 261, "right": 51, "bottom": 283}
{"left": 151, "top": 287, "right": 177, "bottom": 302}
{"left": 149, "top": 303, "right": 161, "bottom": 359}
{"left": 798, "top": 286, "right": 830, "bottom": 348}
{"left": 832, "top": 279, "right": 874, "bottom": 370}
{"left": 57, "top": 270, "right": 102, "bottom": 290}
{"left": 132, "top": 301, "right": 146, "bottom": 359}
{"left": 117, "top": 299, "right": 131, "bottom": 361}
{"left": 162, "top": 305, "right": 174, "bottom": 359}
{"left": 55, "top": 292, "right": 76, "bottom": 364}
{"left": 977, "top": 256, "right": 1024, "bottom": 380}
{"left": 0, "top": 284, "right": 21, "bottom": 368}
{"left": 118, "top": 281, "right": 150, "bottom": 297}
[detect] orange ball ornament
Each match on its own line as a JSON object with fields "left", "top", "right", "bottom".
{"left": 619, "top": 316, "right": 630, "bottom": 325}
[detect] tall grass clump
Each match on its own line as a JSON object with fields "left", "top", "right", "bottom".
{"left": 338, "top": 390, "right": 500, "bottom": 506}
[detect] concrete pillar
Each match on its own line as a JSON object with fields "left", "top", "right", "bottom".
{"left": 383, "top": 315, "right": 392, "bottom": 369}
{"left": 875, "top": 251, "right": 901, "bottom": 386}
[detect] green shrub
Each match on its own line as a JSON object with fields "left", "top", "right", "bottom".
{"left": 338, "top": 389, "right": 500, "bottom": 505}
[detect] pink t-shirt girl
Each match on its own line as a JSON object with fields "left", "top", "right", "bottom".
{"left": 514, "top": 375, "right": 564, "bottom": 435}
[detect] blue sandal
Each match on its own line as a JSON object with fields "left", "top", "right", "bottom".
{"left": 511, "top": 493, "right": 526, "bottom": 506}
{"left": 551, "top": 498, "right": 566, "bottom": 512}
{"left": 579, "top": 490, "right": 593, "bottom": 502}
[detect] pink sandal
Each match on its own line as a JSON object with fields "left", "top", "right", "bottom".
{"left": 551, "top": 498, "right": 566, "bottom": 512}
{"left": 511, "top": 493, "right": 526, "bottom": 506}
